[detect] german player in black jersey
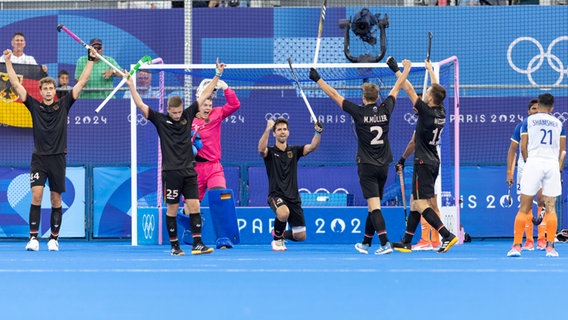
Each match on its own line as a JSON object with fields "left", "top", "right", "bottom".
{"left": 387, "top": 58, "right": 457, "bottom": 253}
{"left": 125, "top": 59, "right": 225, "bottom": 256}
{"left": 4, "top": 48, "right": 95, "bottom": 252}
{"left": 258, "top": 118, "right": 323, "bottom": 251}
{"left": 309, "top": 64, "right": 411, "bottom": 255}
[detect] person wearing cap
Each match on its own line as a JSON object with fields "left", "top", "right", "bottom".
{"left": 74, "top": 38, "right": 123, "bottom": 99}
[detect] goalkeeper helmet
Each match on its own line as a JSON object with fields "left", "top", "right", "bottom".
{"left": 196, "top": 79, "right": 217, "bottom": 99}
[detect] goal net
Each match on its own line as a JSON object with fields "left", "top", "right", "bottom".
{"left": 130, "top": 58, "right": 461, "bottom": 245}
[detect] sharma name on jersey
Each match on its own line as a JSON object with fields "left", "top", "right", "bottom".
{"left": 364, "top": 114, "right": 387, "bottom": 123}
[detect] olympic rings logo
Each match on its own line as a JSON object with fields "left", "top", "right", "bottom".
{"left": 265, "top": 113, "right": 290, "bottom": 121}
{"left": 507, "top": 36, "right": 568, "bottom": 87}
{"left": 553, "top": 112, "right": 568, "bottom": 124}
{"left": 141, "top": 213, "right": 155, "bottom": 239}
{"left": 403, "top": 113, "right": 418, "bottom": 126}
{"left": 298, "top": 188, "right": 350, "bottom": 194}
{"left": 128, "top": 113, "right": 148, "bottom": 126}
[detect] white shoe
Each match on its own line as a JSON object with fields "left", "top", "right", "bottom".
{"left": 47, "top": 239, "right": 59, "bottom": 252}
{"left": 271, "top": 239, "right": 287, "bottom": 252}
{"left": 354, "top": 243, "right": 370, "bottom": 254}
{"left": 25, "top": 237, "right": 39, "bottom": 251}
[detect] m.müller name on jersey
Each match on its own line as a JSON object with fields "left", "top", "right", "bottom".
{"left": 364, "top": 114, "right": 387, "bottom": 123}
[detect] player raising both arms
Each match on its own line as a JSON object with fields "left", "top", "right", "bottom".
{"left": 387, "top": 57, "right": 457, "bottom": 253}
{"left": 507, "top": 93, "right": 565, "bottom": 257}
{"left": 4, "top": 48, "right": 94, "bottom": 251}
{"left": 309, "top": 62, "right": 410, "bottom": 255}
{"left": 125, "top": 59, "right": 225, "bottom": 256}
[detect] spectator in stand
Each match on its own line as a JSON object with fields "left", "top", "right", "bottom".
{"left": 123, "top": 70, "right": 160, "bottom": 99}
{"left": 0, "top": 32, "right": 48, "bottom": 73}
{"left": 56, "top": 70, "right": 73, "bottom": 99}
{"left": 75, "top": 38, "right": 123, "bottom": 99}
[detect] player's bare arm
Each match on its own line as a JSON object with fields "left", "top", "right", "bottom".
{"left": 309, "top": 68, "right": 345, "bottom": 108}
{"left": 520, "top": 133, "right": 528, "bottom": 162}
{"left": 303, "top": 121, "right": 324, "bottom": 156}
{"left": 388, "top": 59, "right": 412, "bottom": 100}
{"left": 196, "top": 58, "right": 226, "bottom": 106}
{"left": 72, "top": 48, "right": 96, "bottom": 99}
{"left": 125, "top": 75, "right": 150, "bottom": 118}
{"left": 3, "top": 49, "right": 27, "bottom": 101}
{"left": 506, "top": 140, "right": 518, "bottom": 186}
{"left": 425, "top": 60, "right": 438, "bottom": 85}
{"left": 258, "top": 120, "right": 274, "bottom": 158}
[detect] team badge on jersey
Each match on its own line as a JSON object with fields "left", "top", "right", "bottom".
{"left": 287, "top": 151, "right": 293, "bottom": 159}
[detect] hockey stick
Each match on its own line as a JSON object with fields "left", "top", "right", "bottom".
{"left": 533, "top": 150, "right": 565, "bottom": 225}
{"left": 57, "top": 24, "right": 126, "bottom": 77}
{"left": 422, "top": 32, "right": 433, "bottom": 97}
{"left": 399, "top": 168, "right": 408, "bottom": 221}
{"left": 95, "top": 55, "right": 153, "bottom": 113}
{"left": 506, "top": 183, "right": 513, "bottom": 206}
{"left": 313, "top": 0, "right": 327, "bottom": 66}
{"left": 288, "top": 57, "right": 318, "bottom": 123}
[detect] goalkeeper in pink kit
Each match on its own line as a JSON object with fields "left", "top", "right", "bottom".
{"left": 180, "top": 78, "right": 241, "bottom": 249}
{"left": 192, "top": 78, "right": 241, "bottom": 200}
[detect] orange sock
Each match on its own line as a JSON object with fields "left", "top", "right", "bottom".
{"left": 513, "top": 212, "right": 527, "bottom": 245}
{"left": 525, "top": 209, "right": 534, "bottom": 242}
{"left": 537, "top": 207, "right": 546, "bottom": 240}
{"left": 544, "top": 213, "right": 558, "bottom": 243}
{"left": 420, "top": 217, "right": 430, "bottom": 242}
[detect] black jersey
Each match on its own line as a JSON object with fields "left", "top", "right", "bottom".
{"left": 24, "top": 93, "right": 75, "bottom": 155}
{"left": 147, "top": 102, "right": 198, "bottom": 171}
{"left": 414, "top": 99, "right": 446, "bottom": 166}
{"left": 342, "top": 96, "right": 395, "bottom": 166}
{"left": 263, "top": 144, "right": 305, "bottom": 201}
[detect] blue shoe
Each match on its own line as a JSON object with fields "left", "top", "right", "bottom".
{"left": 374, "top": 242, "right": 393, "bottom": 255}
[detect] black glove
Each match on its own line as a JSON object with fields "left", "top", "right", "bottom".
{"left": 87, "top": 49, "right": 96, "bottom": 61}
{"left": 314, "top": 121, "right": 324, "bottom": 134}
{"left": 309, "top": 68, "right": 321, "bottom": 83}
{"left": 386, "top": 56, "right": 399, "bottom": 73}
{"left": 395, "top": 157, "right": 405, "bottom": 172}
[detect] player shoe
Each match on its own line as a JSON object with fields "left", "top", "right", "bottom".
{"left": 412, "top": 239, "right": 433, "bottom": 251}
{"left": 437, "top": 234, "right": 458, "bottom": 253}
{"left": 546, "top": 243, "right": 559, "bottom": 257}
{"left": 507, "top": 244, "right": 522, "bottom": 257}
{"left": 374, "top": 242, "right": 393, "bottom": 255}
{"left": 537, "top": 238, "right": 547, "bottom": 250}
{"left": 271, "top": 239, "right": 287, "bottom": 252}
{"left": 170, "top": 244, "right": 185, "bottom": 256}
{"left": 25, "top": 237, "right": 39, "bottom": 252}
{"left": 522, "top": 239, "right": 534, "bottom": 251}
{"left": 354, "top": 243, "right": 370, "bottom": 254}
{"left": 47, "top": 239, "right": 59, "bottom": 252}
{"left": 393, "top": 241, "right": 412, "bottom": 253}
{"left": 431, "top": 241, "right": 441, "bottom": 250}
{"left": 192, "top": 242, "right": 214, "bottom": 255}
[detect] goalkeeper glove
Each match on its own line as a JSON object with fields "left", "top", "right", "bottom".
{"left": 309, "top": 68, "right": 321, "bottom": 83}
{"left": 386, "top": 56, "right": 399, "bottom": 73}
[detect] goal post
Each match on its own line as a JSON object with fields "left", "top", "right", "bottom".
{"left": 129, "top": 58, "right": 461, "bottom": 245}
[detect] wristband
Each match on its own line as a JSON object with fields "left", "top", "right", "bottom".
{"left": 314, "top": 131, "right": 321, "bottom": 135}
{"left": 215, "top": 67, "right": 222, "bottom": 77}
{"left": 507, "top": 170, "right": 513, "bottom": 174}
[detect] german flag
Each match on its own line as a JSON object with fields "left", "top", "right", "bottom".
{"left": 0, "top": 63, "right": 48, "bottom": 128}
{"left": 220, "top": 192, "right": 232, "bottom": 200}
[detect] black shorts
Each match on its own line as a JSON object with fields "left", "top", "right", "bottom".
{"left": 30, "top": 153, "right": 66, "bottom": 193}
{"left": 412, "top": 163, "right": 438, "bottom": 200}
{"left": 357, "top": 163, "right": 389, "bottom": 199}
{"left": 267, "top": 195, "right": 306, "bottom": 228}
{"left": 162, "top": 169, "right": 198, "bottom": 204}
